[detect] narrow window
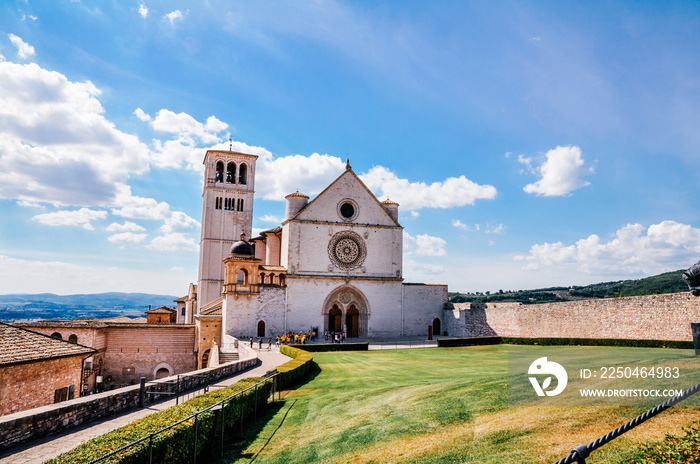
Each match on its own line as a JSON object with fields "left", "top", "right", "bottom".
{"left": 68, "top": 334, "right": 78, "bottom": 344}
{"left": 239, "top": 164, "right": 247, "bottom": 185}
{"left": 237, "top": 199, "right": 244, "bottom": 211}
{"left": 226, "top": 162, "right": 236, "bottom": 183}
{"left": 260, "top": 273, "right": 266, "bottom": 285}
{"left": 215, "top": 161, "right": 224, "bottom": 182}
{"left": 237, "top": 269, "right": 247, "bottom": 285}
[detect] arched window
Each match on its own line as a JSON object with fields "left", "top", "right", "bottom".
{"left": 257, "top": 320, "right": 266, "bottom": 337}
{"left": 202, "top": 349, "right": 210, "bottom": 368}
{"left": 215, "top": 161, "right": 224, "bottom": 182}
{"left": 51, "top": 332, "right": 62, "bottom": 340}
{"left": 259, "top": 273, "right": 266, "bottom": 285}
{"left": 237, "top": 269, "right": 247, "bottom": 285}
{"left": 279, "top": 274, "right": 286, "bottom": 286}
{"left": 68, "top": 334, "right": 78, "bottom": 344}
{"left": 238, "top": 164, "right": 247, "bottom": 185}
{"left": 226, "top": 162, "right": 236, "bottom": 183}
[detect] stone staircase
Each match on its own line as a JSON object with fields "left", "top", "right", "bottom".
{"left": 219, "top": 351, "right": 239, "bottom": 363}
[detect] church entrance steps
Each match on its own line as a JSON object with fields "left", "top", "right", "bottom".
{"left": 219, "top": 351, "right": 239, "bottom": 363}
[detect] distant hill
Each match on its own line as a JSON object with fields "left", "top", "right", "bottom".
{"left": 0, "top": 292, "right": 179, "bottom": 322}
{"left": 449, "top": 270, "right": 689, "bottom": 305}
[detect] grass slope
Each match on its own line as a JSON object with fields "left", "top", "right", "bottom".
{"left": 220, "top": 346, "right": 699, "bottom": 464}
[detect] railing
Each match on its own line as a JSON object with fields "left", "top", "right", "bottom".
{"left": 89, "top": 373, "right": 279, "bottom": 464}
{"left": 554, "top": 381, "right": 700, "bottom": 463}
{"left": 223, "top": 283, "right": 260, "bottom": 294}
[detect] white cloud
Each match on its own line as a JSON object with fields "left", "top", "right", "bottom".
{"left": 259, "top": 214, "right": 282, "bottom": 223}
{"left": 32, "top": 208, "right": 107, "bottom": 230}
{"left": 133, "top": 107, "right": 152, "bottom": 122}
{"left": 106, "top": 221, "right": 146, "bottom": 232}
{"left": 8, "top": 34, "right": 35, "bottom": 59}
{"left": 17, "top": 200, "right": 44, "bottom": 208}
{"left": 410, "top": 211, "right": 419, "bottom": 218}
{"left": 452, "top": 219, "right": 469, "bottom": 231}
{"left": 485, "top": 223, "right": 506, "bottom": 235}
{"left": 160, "top": 211, "right": 200, "bottom": 233}
{"left": 256, "top": 152, "right": 345, "bottom": 200}
{"left": 404, "top": 231, "right": 447, "bottom": 257}
{"left": 147, "top": 233, "right": 198, "bottom": 251}
{"left": 164, "top": 10, "right": 185, "bottom": 26}
{"left": 139, "top": 4, "right": 148, "bottom": 18}
{"left": 151, "top": 109, "right": 226, "bottom": 144}
{"left": 523, "top": 146, "right": 592, "bottom": 196}
{"left": 110, "top": 186, "right": 170, "bottom": 220}
{"left": 108, "top": 232, "right": 148, "bottom": 244}
{"left": 361, "top": 166, "right": 497, "bottom": 211}
{"left": 403, "top": 258, "right": 445, "bottom": 281}
{"left": 516, "top": 220, "right": 700, "bottom": 276}
{"left": 0, "top": 61, "right": 150, "bottom": 207}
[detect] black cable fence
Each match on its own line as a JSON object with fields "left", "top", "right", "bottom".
{"left": 554, "top": 381, "right": 700, "bottom": 464}
{"left": 88, "top": 373, "right": 280, "bottom": 464}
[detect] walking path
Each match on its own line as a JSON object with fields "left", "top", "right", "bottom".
{"left": 0, "top": 349, "right": 290, "bottom": 464}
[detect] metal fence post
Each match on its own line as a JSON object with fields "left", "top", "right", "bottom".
{"left": 148, "top": 433, "right": 153, "bottom": 464}
{"left": 254, "top": 384, "right": 258, "bottom": 421}
{"left": 193, "top": 413, "right": 199, "bottom": 464}
{"left": 139, "top": 377, "right": 146, "bottom": 408}
{"left": 221, "top": 402, "right": 225, "bottom": 457}
{"left": 176, "top": 375, "right": 180, "bottom": 405}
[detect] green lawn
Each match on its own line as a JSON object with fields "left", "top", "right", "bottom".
{"left": 219, "top": 345, "right": 699, "bottom": 464}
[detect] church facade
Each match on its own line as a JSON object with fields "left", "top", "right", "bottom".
{"left": 191, "top": 149, "right": 447, "bottom": 363}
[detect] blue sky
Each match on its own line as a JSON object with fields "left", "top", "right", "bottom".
{"left": 1, "top": 0, "right": 700, "bottom": 296}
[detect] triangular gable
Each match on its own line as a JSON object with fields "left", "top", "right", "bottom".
{"left": 290, "top": 168, "right": 401, "bottom": 227}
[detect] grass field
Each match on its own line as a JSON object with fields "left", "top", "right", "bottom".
{"left": 219, "top": 345, "right": 699, "bottom": 464}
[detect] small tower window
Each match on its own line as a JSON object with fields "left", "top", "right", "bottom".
{"left": 237, "top": 269, "right": 248, "bottom": 285}
{"left": 239, "top": 164, "right": 248, "bottom": 185}
{"left": 226, "top": 163, "right": 236, "bottom": 184}
{"left": 215, "top": 161, "right": 224, "bottom": 182}
{"left": 237, "top": 199, "right": 244, "bottom": 211}
{"left": 260, "top": 273, "right": 265, "bottom": 285}
{"left": 215, "top": 197, "right": 222, "bottom": 210}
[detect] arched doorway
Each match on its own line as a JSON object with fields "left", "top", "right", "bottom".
{"left": 329, "top": 305, "right": 342, "bottom": 332}
{"left": 155, "top": 368, "right": 170, "bottom": 379}
{"left": 257, "top": 320, "right": 266, "bottom": 337}
{"left": 432, "top": 318, "right": 441, "bottom": 337}
{"left": 323, "top": 286, "right": 369, "bottom": 336}
{"left": 346, "top": 305, "right": 359, "bottom": 337}
{"left": 202, "top": 349, "right": 210, "bottom": 369}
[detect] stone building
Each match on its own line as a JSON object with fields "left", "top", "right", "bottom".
{"left": 0, "top": 322, "right": 96, "bottom": 416}
{"left": 192, "top": 151, "right": 448, "bottom": 361}
{"left": 17, "top": 318, "right": 196, "bottom": 389}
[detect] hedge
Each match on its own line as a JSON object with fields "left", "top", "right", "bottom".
{"left": 274, "top": 345, "right": 315, "bottom": 390}
{"left": 502, "top": 337, "right": 694, "bottom": 349}
{"left": 437, "top": 336, "right": 502, "bottom": 347}
{"left": 437, "top": 336, "right": 694, "bottom": 349}
{"left": 287, "top": 342, "right": 369, "bottom": 352}
{"left": 627, "top": 421, "right": 700, "bottom": 463}
{"left": 47, "top": 346, "right": 315, "bottom": 464}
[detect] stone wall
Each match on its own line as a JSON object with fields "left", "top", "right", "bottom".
{"left": 0, "top": 356, "right": 84, "bottom": 417}
{"left": 445, "top": 292, "right": 700, "bottom": 341}
{"left": 102, "top": 325, "right": 197, "bottom": 386}
{"left": 0, "top": 350, "right": 258, "bottom": 451}
{"left": 402, "top": 283, "right": 448, "bottom": 337}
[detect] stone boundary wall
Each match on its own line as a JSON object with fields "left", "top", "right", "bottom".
{"left": 0, "top": 350, "right": 257, "bottom": 451}
{"left": 445, "top": 292, "right": 700, "bottom": 341}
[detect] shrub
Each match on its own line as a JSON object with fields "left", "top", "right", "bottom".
{"left": 627, "top": 421, "right": 700, "bottom": 463}
{"left": 46, "top": 377, "right": 273, "bottom": 464}
{"left": 274, "top": 345, "right": 315, "bottom": 390}
{"left": 287, "top": 342, "right": 369, "bottom": 352}
{"left": 436, "top": 336, "right": 693, "bottom": 349}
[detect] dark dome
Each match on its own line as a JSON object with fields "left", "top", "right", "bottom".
{"left": 230, "top": 235, "right": 254, "bottom": 256}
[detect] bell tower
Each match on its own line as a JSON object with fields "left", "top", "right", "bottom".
{"left": 197, "top": 149, "right": 258, "bottom": 307}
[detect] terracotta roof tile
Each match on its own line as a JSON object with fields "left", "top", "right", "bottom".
{"left": 0, "top": 322, "right": 96, "bottom": 367}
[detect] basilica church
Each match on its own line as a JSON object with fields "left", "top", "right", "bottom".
{"left": 185, "top": 149, "right": 447, "bottom": 364}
